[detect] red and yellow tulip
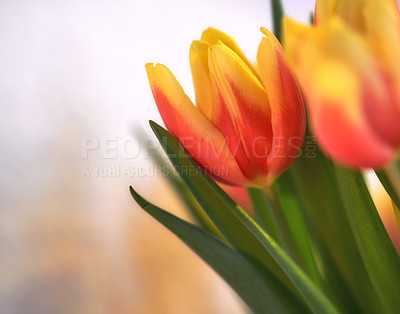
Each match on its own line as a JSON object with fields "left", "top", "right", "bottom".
{"left": 284, "top": 0, "right": 400, "bottom": 168}
{"left": 146, "top": 28, "right": 305, "bottom": 187}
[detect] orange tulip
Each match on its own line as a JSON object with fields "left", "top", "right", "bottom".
{"left": 284, "top": 0, "right": 400, "bottom": 168}
{"left": 146, "top": 28, "right": 305, "bottom": 186}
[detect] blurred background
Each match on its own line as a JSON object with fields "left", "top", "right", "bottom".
{"left": 1, "top": 0, "right": 398, "bottom": 313}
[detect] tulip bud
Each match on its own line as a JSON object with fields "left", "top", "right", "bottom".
{"left": 284, "top": 0, "right": 400, "bottom": 168}
{"left": 146, "top": 28, "right": 305, "bottom": 186}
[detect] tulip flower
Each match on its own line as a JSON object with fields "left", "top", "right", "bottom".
{"left": 284, "top": 0, "right": 400, "bottom": 168}
{"left": 146, "top": 27, "right": 305, "bottom": 186}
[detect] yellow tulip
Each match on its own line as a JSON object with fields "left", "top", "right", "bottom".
{"left": 146, "top": 28, "right": 305, "bottom": 186}
{"left": 285, "top": 0, "right": 400, "bottom": 168}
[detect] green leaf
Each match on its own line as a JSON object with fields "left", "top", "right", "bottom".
{"left": 130, "top": 187, "right": 302, "bottom": 314}
{"left": 145, "top": 142, "right": 224, "bottom": 239}
{"left": 270, "top": 0, "right": 284, "bottom": 42}
{"left": 250, "top": 181, "right": 321, "bottom": 290}
{"left": 263, "top": 185, "right": 298, "bottom": 255}
{"left": 169, "top": 175, "right": 226, "bottom": 240}
{"left": 375, "top": 158, "right": 400, "bottom": 212}
{"left": 272, "top": 172, "right": 323, "bottom": 290}
{"left": 148, "top": 121, "right": 294, "bottom": 289}
{"left": 149, "top": 121, "right": 338, "bottom": 314}
{"left": 288, "top": 137, "right": 384, "bottom": 314}
{"left": 248, "top": 187, "right": 280, "bottom": 244}
{"left": 334, "top": 165, "right": 400, "bottom": 314}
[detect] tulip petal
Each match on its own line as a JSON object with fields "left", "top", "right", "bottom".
{"left": 364, "top": 0, "right": 400, "bottom": 144}
{"left": 331, "top": 0, "right": 370, "bottom": 32}
{"left": 364, "top": 0, "right": 400, "bottom": 82}
{"left": 257, "top": 28, "right": 306, "bottom": 181}
{"left": 285, "top": 17, "right": 400, "bottom": 149}
{"left": 145, "top": 63, "right": 248, "bottom": 185}
{"left": 189, "top": 40, "right": 213, "bottom": 119}
{"left": 284, "top": 18, "right": 324, "bottom": 90}
{"left": 208, "top": 43, "right": 272, "bottom": 185}
{"left": 315, "top": 0, "right": 335, "bottom": 25}
{"left": 322, "top": 18, "right": 400, "bottom": 146}
{"left": 201, "top": 27, "right": 260, "bottom": 79}
{"left": 284, "top": 17, "right": 375, "bottom": 81}
{"left": 308, "top": 60, "right": 395, "bottom": 168}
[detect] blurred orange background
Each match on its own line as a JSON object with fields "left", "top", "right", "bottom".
{"left": 1, "top": 0, "right": 398, "bottom": 313}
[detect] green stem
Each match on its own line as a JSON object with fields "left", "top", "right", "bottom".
{"left": 262, "top": 185, "right": 303, "bottom": 264}
{"left": 376, "top": 157, "right": 400, "bottom": 211}
{"left": 383, "top": 158, "right": 400, "bottom": 232}
{"left": 384, "top": 159, "right": 400, "bottom": 198}
{"left": 248, "top": 187, "right": 281, "bottom": 245}
{"left": 261, "top": 183, "right": 323, "bottom": 291}
{"left": 263, "top": 186, "right": 288, "bottom": 245}
{"left": 270, "top": 0, "right": 284, "bottom": 42}
{"left": 335, "top": 165, "right": 400, "bottom": 314}
{"left": 249, "top": 172, "right": 325, "bottom": 292}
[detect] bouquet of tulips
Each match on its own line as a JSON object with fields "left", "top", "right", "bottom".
{"left": 130, "top": 0, "right": 400, "bottom": 313}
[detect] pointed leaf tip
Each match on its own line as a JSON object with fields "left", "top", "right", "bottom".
{"left": 129, "top": 186, "right": 136, "bottom": 198}
{"left": 129, "top": 187, "right": 302, "bottom": 313}
{"left": 129, "top": 186, "right": 149, "bottom": 209}
{"left": 149, "top": 120, "right": 164, "bottom": 141}
{"left": 149, "top": 120, "right": 157, "bottom": 129}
